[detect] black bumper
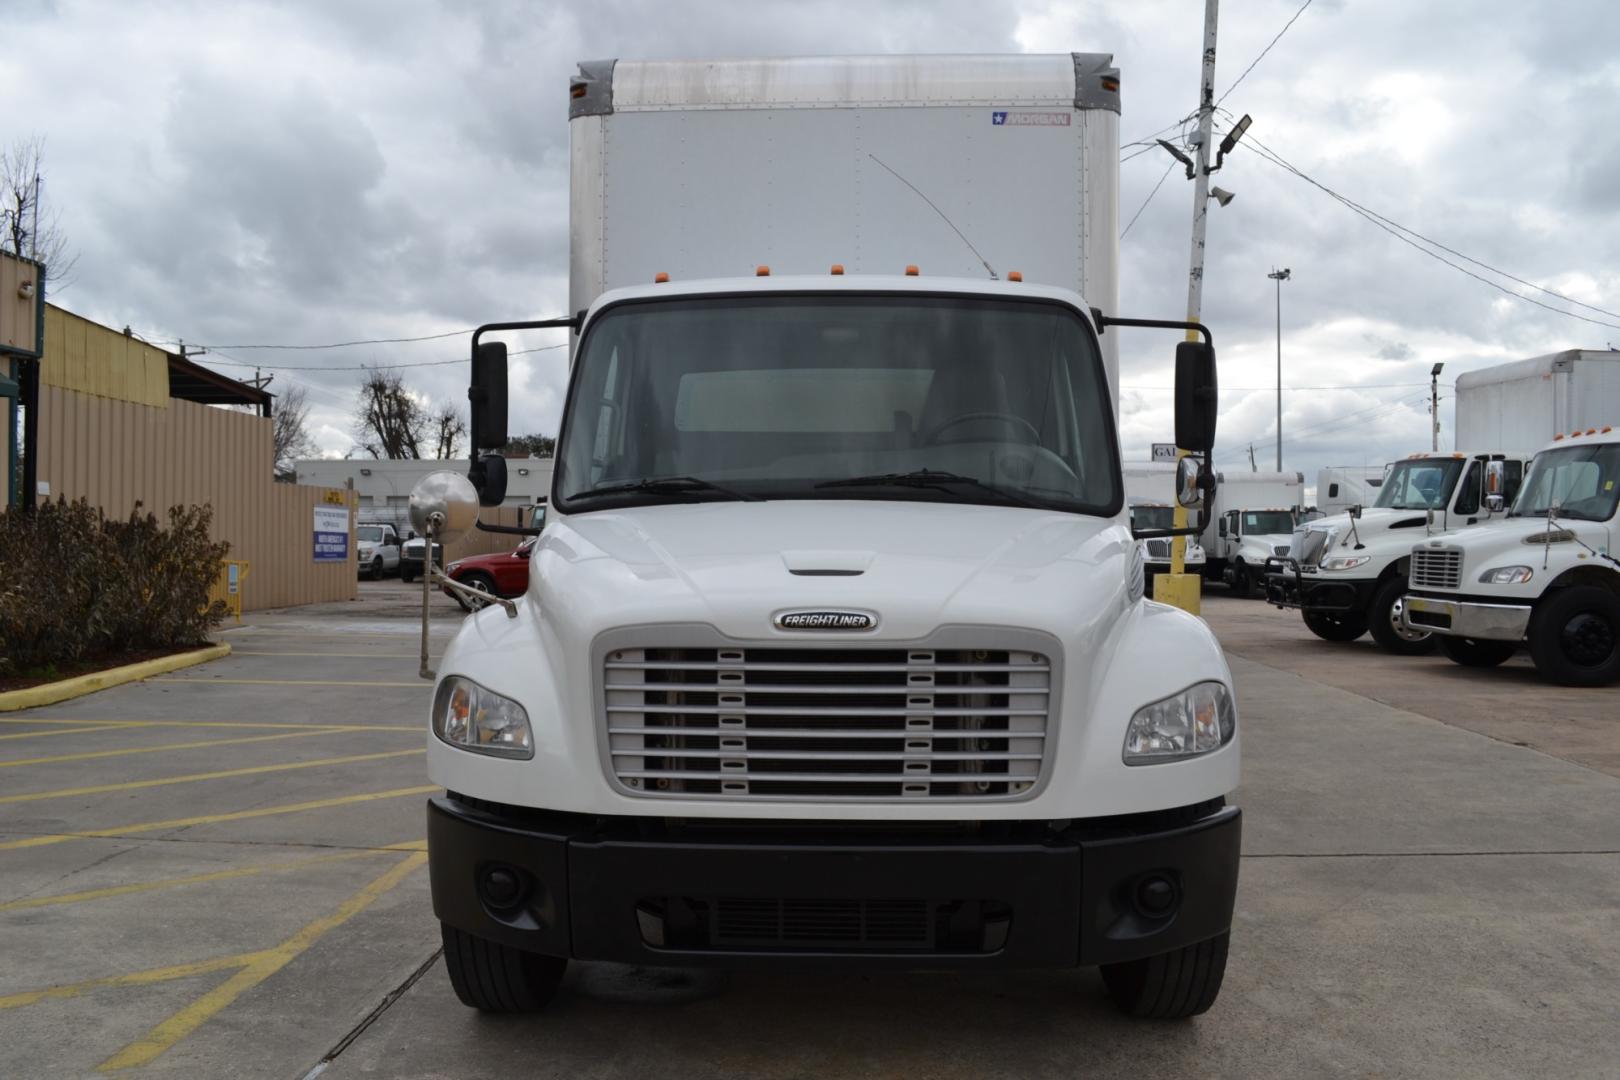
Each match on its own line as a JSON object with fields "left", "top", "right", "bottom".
{"left": 427, "top": 795, "right": 1241, "bottom": 971}
{"left": 1263, "top": 557, "right": 1376, "bottom": 614}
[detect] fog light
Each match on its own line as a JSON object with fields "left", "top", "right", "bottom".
{"left": 479, "top": 865, "right": 526, "bottom": 911}
{"left": 1133, "top": 874, "right": 1178, "bottom": 918}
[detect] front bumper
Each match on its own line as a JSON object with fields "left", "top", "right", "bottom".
{"left": 1402, "top": 592, "right": 1531, "bottom": 641}
{"left": 427, "top": 794, "right": 1241, "bottom": 971}
{"left": 1263, "top": 557, "right": 1375, "bottom": 614}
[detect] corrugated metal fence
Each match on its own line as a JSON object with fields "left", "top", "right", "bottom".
{"left": 36, "top": 385, "right": 357, "bottom": 611}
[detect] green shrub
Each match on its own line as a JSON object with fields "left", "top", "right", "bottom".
{"left": 0, "top": 498, "right": 229, "bottom": 676}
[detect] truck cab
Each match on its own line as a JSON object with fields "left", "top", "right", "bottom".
{"left": 1129, "top": 501, "right": 1205, "bottom": 593}
{"left": 1404, "top": 428, "right": 1620, "bottom": 684}
{"left": 1264, "top": 451, "right": 1530, "bottom": 653}
{"left": 1216, "top": 508, "right": 1296, "bottom": 598}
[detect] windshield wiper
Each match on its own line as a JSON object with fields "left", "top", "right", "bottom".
{"left": 572, "top": 476, "right": 763, "bottom": 503}
{"left": 815, "top": 469, "right": 1042, "bottom": 508}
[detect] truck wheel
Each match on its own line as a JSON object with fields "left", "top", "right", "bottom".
{"left": 1368, "top": 578, "right": 1436, "bottom": 656}
{"left": 1436, "top": 635, "right": 1518, "bottom": 668}
{"left": 1528, "top": 587, "right": 1620, "bottom": 687}
{"left": 1228, "top": 564, "right": 1253, "bottom": 599}
{"left": 370, "top": 556, "right": 385, "bottom": 581}
{"left": 401, "top": 567, "right": 416, "bottom": 584}
{"left": 441, "top": 924, "right": 566, "bottom": 1013}
{"left": 1303, "top": 611, "right": 1366, "bottom": 642}
{"left": 1101, "top": 931, "right": 1229, "bottom": 1019}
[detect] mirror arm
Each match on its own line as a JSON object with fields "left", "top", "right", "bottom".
{"left": 1091, "top": 311, "right": 1214, "bottom": 350}
{"left": 1132, "top": 526, "right": 1204, "bottom": 540}
{"left": 475, "top": 520, "right": 544, "bottom": 536}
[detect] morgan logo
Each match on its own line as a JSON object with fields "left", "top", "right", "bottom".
{"left": 774, "top": 610, "right": 876, "bottom": 631}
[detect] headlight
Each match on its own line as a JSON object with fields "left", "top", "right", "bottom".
{"left": 433, "top": 677, "right": 533, "bottom": 758}
{"left": 445, "top": 560, "right": 463, "bottom": 574}
{"left": 1479, "top": 565, "right": 1533, "bottom": 585}
{"left": 1124, "top": 681, "right": 1235, "bottom": 765}
{"left": 1320, "top": 555, "right": 1371, "bottom": 571}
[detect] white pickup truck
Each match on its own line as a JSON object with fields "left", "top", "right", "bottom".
{"left": 410, "top": 54, "right": 1241, "bottom": 1021}
{"left": 355, "top": 522, "right": 401, "bottom": 580}
{"left": 1404, "top": 428, "right": 1620, "bottom": 684}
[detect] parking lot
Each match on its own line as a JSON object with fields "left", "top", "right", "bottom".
{"left": 2, "top": 584, "right": 1617, "bottom": 1078}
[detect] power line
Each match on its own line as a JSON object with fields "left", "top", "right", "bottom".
{"left": 154, "top": 328, "right": 477, "bottom": 350}
{"left": 1124, "top": 381, "right": 1428, "bottom": 392}
{"left": 193, "top": 343, "right": 568, "bottom": 372}
{"left": 1240, "top": 133, "right": 1620, "bottom": 331}
{"left": 1217, "top": 0, "right": 1315, "bottom": 105}
{"left": 1120, "top": 160, "right": 1178, "bottom": 239}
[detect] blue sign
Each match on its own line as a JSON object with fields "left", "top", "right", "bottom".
{"left": 313, "top": 505, "right": 349, "bottom": 562}
{"left": 992, "top": 111, "right": 1008, "bottom": 125}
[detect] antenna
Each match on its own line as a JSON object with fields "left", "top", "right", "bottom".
{"left": 867, "top": 154, "right": 998, "bottom": 280}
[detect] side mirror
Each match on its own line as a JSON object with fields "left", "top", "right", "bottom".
{"left": 1174, "top": 340, "right": 1218, "bottom": 455}
{"left": 1218, "top": 518, "right": 1227, "bottom": 537}
{"left": 408, "top": 471, "right": 480, "bottom": 543}
{"left": 470, "top": 452, "right": 508, "bottom": 508}
{"left": 1484, "top": 460, "right": 1505, "bottom": 503}
{"left": 1485, "top": 493, "right": 1505, "bottom": 512}
{"left": 1349, "top": 504, "right": 1362, "bottom": 520}
{"left": 471, "top": 341, "right": 509, "bottom": 451}
{"left": 1175, "top": 456, "right": 1203, "bottom": 509}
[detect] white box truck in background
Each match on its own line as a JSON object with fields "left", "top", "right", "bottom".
{"left": 412, "top": 55, "right": 1242, "bottom": 1022}
{"left": 1455, "top": 350, "right": 1620, "bottom": 449}
{"left": 1201, "top": 470, "right": 1305, "bottom": 597}
{"left": 1124, "top": 462, "right": 1205, "bottom": 590}
{"left": 1316, "top": 465, "right": 1386, "bottom": 515}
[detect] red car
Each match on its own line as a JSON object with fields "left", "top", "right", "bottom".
{"left": 444, "top": 537, "right": 535, "bottom": 611}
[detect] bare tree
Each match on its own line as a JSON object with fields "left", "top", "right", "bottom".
{"left": 1, "top": 137, "right": 78, "bottom": 288}
{"left": 503, "top": 433, "right": 555, "bottom": 458}
{"left": 272, "top": 385, "right": 317, "bottom": 481}
{"left": 431, "top": 404, "right": 467, "bottom": 460}
{"left": 353, "top": 369, "right": 425, "bottom": 459}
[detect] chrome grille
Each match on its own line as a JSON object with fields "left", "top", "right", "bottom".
{"left": 1144, "top": 539, "right": 1172, "bottom": 560}
{"left": 603, "top": 645, "right": 1051, "bottom": 801}
{"left": 1273, "top": 544, "right": 1291, "bottom": 556}
{"left": 1411, "top": 547, "right": 1463, "bottom": 589}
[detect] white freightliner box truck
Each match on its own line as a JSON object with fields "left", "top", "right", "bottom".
{"left": 413, "top": 55, "right": 1240, "bottom": 1020}
{"left": 1265, "top": 449, "right": 1533, "bottom": 654}
{"left": 1201, "top": 469, "right": 1304, "bottom": 597}
{"left": 1454, "top": 350, "right": 1620, "bottom": 451}
{"left": 1403, "top": 425, "right": 1620, "bottom": 684}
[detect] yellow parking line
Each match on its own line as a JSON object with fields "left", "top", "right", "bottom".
{"left": 0, "top": 785, "right": 439, "bottom": 851}
{"left": 0, "top": 729, "right": 346, "bottom": 769}
{"left": 0, "top": 953, "right": 255, "bottom": 1011}
{"left": 0, "top": 718, "right": 416, "bottom": 733}
{"left": 0, "top": 749, "right": 426, "bottom": 806}
{"left": 0, "top": 849, "right": 388, "bottom": 912}
{"left": 151, "top": 678, "right": 427, "bottom": 687}
{"left": 100, "top": 851, "right": 428, "bottom": 1071}
{"left": 0, "top": 718, "right": 147, "bottom": 727}
{"left": 0, "top": 723, "right": 134, "bottom": 742}
{"left": 229, "top": 651, "right": 422, "bottom": 659}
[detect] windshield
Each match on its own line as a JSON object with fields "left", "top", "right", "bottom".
{"left": 356, "top": 526, "right": 384, "bottom": 543}
{"left": 1242, "top": 511, "right": 1294, "bottom": 534}
{"left": 555, "top": 295, "right": 1121, "bottom": 515}
{"left": 1374, "top": 459, "right": 1465, "bottom": 510}
{"left": 1130, "top": 505, "right": 1174, "bottom": 530}
{"left": 1510, "top": 444, "right": 1620, "bottom": 522}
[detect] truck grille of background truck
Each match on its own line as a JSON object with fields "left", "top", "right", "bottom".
{"left": 1410, "top": 547, "right": 1464, "bottom": 590}
{"left": 602, "top": 646, "right": 1051, "bottom": 800}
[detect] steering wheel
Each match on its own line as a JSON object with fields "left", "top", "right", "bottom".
{"left": 922, "top": 411, "right": 1040, "bottom": 446}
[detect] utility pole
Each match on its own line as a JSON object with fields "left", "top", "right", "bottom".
{"left": 1430, "top": 362, "right": 1444, "bottom": 451}
{"left": 1161, "top": 0, "right": 1220, "bottom": 615}
{"left": 1248, "top": 443, "right": 1257, "bottom": 472}
{"left": 1268, "top": 267, "right": 1290, "bottom": 470}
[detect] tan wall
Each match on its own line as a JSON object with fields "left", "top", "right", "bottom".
{"left": 42, "top": 305, "right": 169, "bottom": 406}
{"left": 37, "top": 385, "right": 357, "bottom": 611}
{"left": 440, "top": 506, "right": 529, "bottom": 562}
{"left": 1, "top": 254, "right": 41, "bottom": 355}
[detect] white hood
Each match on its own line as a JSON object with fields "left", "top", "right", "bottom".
{"left": 539, "top": 500, "right": 1132, "bottom": 642}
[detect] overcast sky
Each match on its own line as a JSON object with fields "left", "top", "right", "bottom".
{"left": 5, "top": 0, "right": 1618, "bottom": 486}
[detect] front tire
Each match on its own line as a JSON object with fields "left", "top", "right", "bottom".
{"left": 1303, "top": 610, "right": 1367, "bottom": 642}
{"left": 401, "top": 567, "right": 416, "bottom": 584}
{"left": 454, "top": 573, "right": 497, "bottom": 613}
{"left": 1101, "top": 931, "right": 1229, "bottom": 1019}
{"left": 1228, "top": 563, "right": 1254, "bottom": 599}
{"left": 441, "top": 924, "right": 566, "bottom": 1013}
{"left": 1529, "top": 587, "right": 1620, "bottom": 686}
{"left": 1436, "top": 634, "right": 1518, "bottom": 668}
{"left": 1368, "top": 577, "right": 1436, "bottom": 655}
{"left": 369, "top": 557, "right": 385, "bottom": 581}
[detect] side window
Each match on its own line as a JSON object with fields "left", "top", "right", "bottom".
{"left": 1503, "top": 460, "right": 1524, "bottom": 504}
{"left": 1328, "top": 482, "right": 1339, "bottom": 498}
{"left": 1455, "top": 461, "right": 1482, "bottom": 515}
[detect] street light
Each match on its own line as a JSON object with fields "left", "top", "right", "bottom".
{"left": 1268, "top": 268, "right": 1291, "bottom": 471}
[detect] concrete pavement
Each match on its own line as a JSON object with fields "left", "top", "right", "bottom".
{"left": 1, "top": 587, "right": 1615, "bottom": 1078}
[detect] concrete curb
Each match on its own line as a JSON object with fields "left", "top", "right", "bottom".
{"left": 0, "top": 643, "right": 233, "bottom": 713}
